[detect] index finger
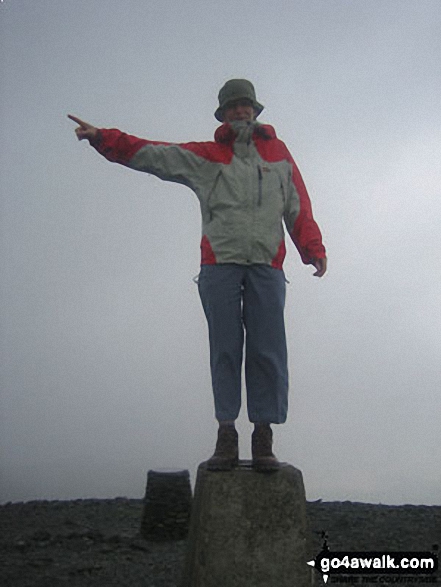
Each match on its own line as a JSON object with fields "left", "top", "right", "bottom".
{"left": 67, "top": 114, "right": 89, "bottom": 128}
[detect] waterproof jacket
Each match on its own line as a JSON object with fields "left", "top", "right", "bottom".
{"left": 91, "top": 122, "right": 326, "bottom": 269}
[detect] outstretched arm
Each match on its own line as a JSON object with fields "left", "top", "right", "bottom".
{"left": 67, "top": 115, "right": 213, "bottom": 192}
{"left": 68, "top": 114, "right": 98, "bottom": 142}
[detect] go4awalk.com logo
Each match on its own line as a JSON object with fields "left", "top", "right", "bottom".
{"left": 307, "top": 549, "right": 439, "bottom": 584}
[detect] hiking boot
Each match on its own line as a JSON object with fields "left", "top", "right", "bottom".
{"left": 207, "top": 425, "right": 239, "bottom": 471}
{"left": 252, "top": 424, "right": 280, "bottom": 472}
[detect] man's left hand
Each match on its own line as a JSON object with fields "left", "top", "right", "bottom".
{"left": 312, "top": 257, "right": 327, "bottom": 277}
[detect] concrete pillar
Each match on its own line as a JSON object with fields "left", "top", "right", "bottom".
{"left": 181, "top": 460, "right": 310, "bottom": 587}
{"left": 140, "top": 468, "right": 192, "bottom": 541}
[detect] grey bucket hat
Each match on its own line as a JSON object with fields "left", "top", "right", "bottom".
{"left": 215, "top": 79, "right": 264, "bottom": 122}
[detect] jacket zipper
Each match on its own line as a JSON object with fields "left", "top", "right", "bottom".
{"left": 257, "top": 165, "right": 263, "bottom": 206}
{"left": 207, "top": 170, "right": 222, "bottom": 221}
{"left": 280, "top": 178, "right": 286, "bottom": 206}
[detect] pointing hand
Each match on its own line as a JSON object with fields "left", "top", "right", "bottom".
{"left": 68, "top": 114, "right": 98, "bottom": 142}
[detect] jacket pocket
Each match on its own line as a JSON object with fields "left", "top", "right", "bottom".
{"left": 257, "top": 165, "right": 286, "bottom": 211}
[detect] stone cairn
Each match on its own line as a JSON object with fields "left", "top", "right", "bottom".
{"left": 140, "top": 468, "right": 192, "bottom": 541}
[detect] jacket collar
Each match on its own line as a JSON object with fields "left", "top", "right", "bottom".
{"left": 214, "top": 122, "right": 277, "bottom": 144}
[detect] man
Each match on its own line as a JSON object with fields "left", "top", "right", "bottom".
{"left": 68, "top": 79, "right": 326, "bottom": 473}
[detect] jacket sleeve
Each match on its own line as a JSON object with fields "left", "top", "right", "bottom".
{"left": 91, "top": 128, "right": 211, "bottom": 192}
{"left": 283, "top": 150, "right": 326, "bottom": 264}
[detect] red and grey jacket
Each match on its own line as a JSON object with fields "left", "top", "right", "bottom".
{"left": 91, "top": 121, "right": 326, "bottom": 269}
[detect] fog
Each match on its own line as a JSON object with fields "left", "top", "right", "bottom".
{"left": 1, "top": 0, "right": 440, "bottom": 505}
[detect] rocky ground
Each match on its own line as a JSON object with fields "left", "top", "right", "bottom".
{"left": 1, "top": 498, "right": 440, "bottom": 586}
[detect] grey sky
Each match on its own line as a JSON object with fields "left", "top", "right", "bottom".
{"left": 1, "top": 0, "right": 440, "bottom": 505}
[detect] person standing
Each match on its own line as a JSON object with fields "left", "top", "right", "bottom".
{"left": 68, "top": 79, "right": 326, "bottom": 472}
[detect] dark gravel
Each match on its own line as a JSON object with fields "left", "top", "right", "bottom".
{"left": 1, "top": 498, "right": 440, "bottom": 586}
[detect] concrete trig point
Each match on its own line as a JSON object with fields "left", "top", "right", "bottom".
{"left": 181, "top": 460, "right": 310, "bottom": 587}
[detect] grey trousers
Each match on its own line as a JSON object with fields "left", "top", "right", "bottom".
{"left": 198, "top": 264, "right": 288, "bottom": 424}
